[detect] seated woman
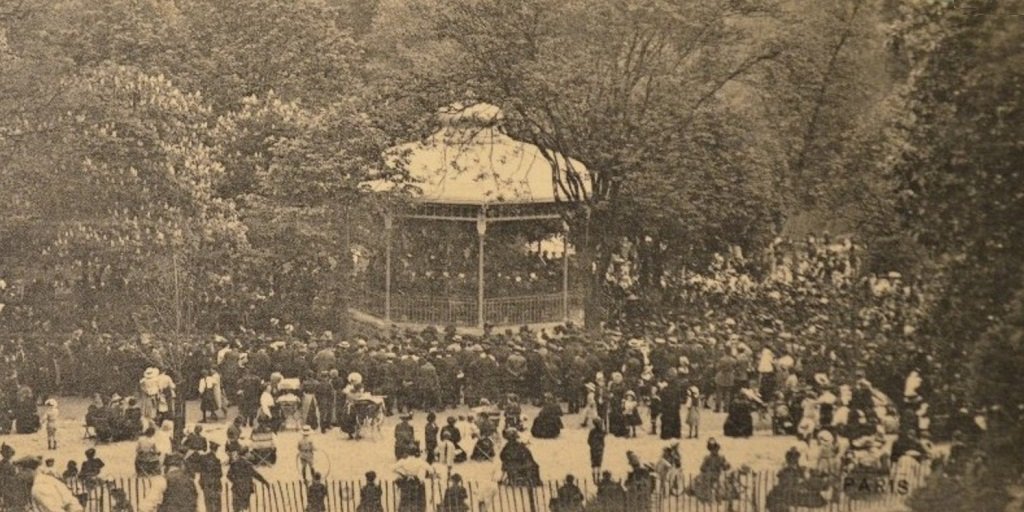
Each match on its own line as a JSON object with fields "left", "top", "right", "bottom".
{"left": 135, "top": 427, "right": 162, "bottom": 476}
{"left": 504, "top": 394, "right": 524, "bottom": 432}
{"left": 249, "top": 423, "right": 278, "bottom": 466}
{"left": 115, "top": 398, "right": 143, "bottom": 441}
{"left": 471, "top": 413, "right": 498, "bottom": 461}
{"left": 723, "top": 394, "right": 754, "bottom": 438}
{"left": 530, "top": 394, "right": 563, "bottom": 439}
{"left": 90, "top": 399, "right": 114, "bottom": 443}
{"left": 14, "top": 385, "right": 40, "bottom": 434}
{"left": 499, "top": 430, "right": 541, "bottom": 487}
{"left": 766, "top": 447, "right": 828, "bottom": 512}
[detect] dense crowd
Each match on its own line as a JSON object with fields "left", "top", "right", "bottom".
{"left": 0, "top": 234, "right": 990, "bottom": 511}
{"left": 359, "top": 232, "right": 569, "bottom": 299}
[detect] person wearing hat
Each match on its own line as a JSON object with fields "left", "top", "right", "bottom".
{"left": 142, "top": 453, "right": 197, "bottom": 512}
{"left": 531, "top": 393, "right": 564, "bottom": 439}
{"left": 692, "top": 438, "right": 731, "bottom": 502}
{"left": 307, "top": 471, "right": 329, "bottom": 512}
{"left": 592, "top": 470, "right": 626, "bottom": 511}
{"left": 766, "top": 447, "right": 827, "bottom": 512}
{"left": 624, "top": 451, "right": 655, "bottom": 510}
{"left": 440, "top": 417, "right": 467, "bottom": 463}
{"left": 79, "top": 448, "right": 105, "bottom": 486}
{"left": 685, "top": 386, "right": 701, "bottom": 439}
{"left": 7, "top": 456, "right": 38, "bottom": 510}
{"left": 394, "top": 414, "right": 416, "bottom": 461}
{"left": 139, "top": 367, "right": 162, "bottom": 423}
{"left": 580, "top": 382, "right": 600, "bottom": 428}
{"left": 43, "top": 399, "right": 59, "bottom": 451}
{"left": 499, "top": 428, "right": 541, "bottom": 487}
{"left": 356, "top": 471, "right": 384, "bottom": 512}
{"left": 298, "top": 425, "right": 317, "bottom": 481}
{"left": 228, "top": 446, "right": 270, "bottom": 512}
{"left": 550, "top": 474, "right": 585, "bottom": 512}
{"left": 236, "top": 369, "right": 263, "bottom": 427}
{"left": 198, "top": 442, "right": 223, "bottom": 512}
{"left": 25, "top": 455, "right": 83, "bottom": 512}
{"left": 424, "top": 413, "right": 439, "bottom": 465}
{"left": 0, "top": 443, "right": 18, "bottom": 508}
{"left": 439, "top": 473, "right": 469, "bottom": 512}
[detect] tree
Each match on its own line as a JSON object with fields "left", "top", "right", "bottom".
{"left": 173, "top": 0, "right": 363, "bottom": 112}
{"left": 208, "top": 93, "right": 392, "bottom": 331}
{"left": 883, "top": 0, "right": 1024, "bottom": 508}
{"left": 886, "top": 0, "right": 1024, "bottom": 369}
{"left": 369, "top": 0, "right": 792, "bottom": 322}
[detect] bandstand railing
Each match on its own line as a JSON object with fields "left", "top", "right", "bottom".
{"left": 350, "top": 292, "right": 584, "bottom": 328}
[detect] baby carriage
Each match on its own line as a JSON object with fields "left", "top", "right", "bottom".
{"left": 351, "top": 395, "right": 386, "bottom": 439}
{"left": 134, "top": 450, "right": 161, "bottom": 477}
{"left": 503, "top": 396, "right": 525, "bottom": 432}
{"left": 249, "top": 426, "right": 278, "bottom": 466}
{"left": 772, "top": 398, "right": 798, "bottom": 435}
{"left": 276, "top": 382, "right": 303, "bottom": 431}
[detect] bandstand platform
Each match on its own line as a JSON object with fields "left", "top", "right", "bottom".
{"left": 356, "top": 102, "right": 589, "bottom": 331}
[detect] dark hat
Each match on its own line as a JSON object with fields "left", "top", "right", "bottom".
{"left": 785, "top": 447, "right": 801, "bottom": 465}
{"left": 707, "top": 438, "right": 720, "bottom": 452}
{"left": 0, "top": 443, "right": 13, "bottom": 459}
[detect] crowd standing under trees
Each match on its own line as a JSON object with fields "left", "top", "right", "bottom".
{"left": 0, "top": 0, "right": 1022, "bottom": 510}
{"left": 0, "top": 234, "right": 968, "bottom": 510}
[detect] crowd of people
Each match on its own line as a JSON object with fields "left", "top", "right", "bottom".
{"left": 358, "top": 230, "right": 570, "bottom": 299}
{"left": 0, "top": 233, "right": 990, "bottom": 511}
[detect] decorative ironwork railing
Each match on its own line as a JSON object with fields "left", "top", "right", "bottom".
{"left": 351, "top": 292, "right": 584, "bottom": 327}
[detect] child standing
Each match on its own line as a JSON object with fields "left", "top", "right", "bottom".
{"left": 62, "top": 461, "right": 78, "bottom": 480}
{"left": 424, "top": 413, "right": 439, "bottom": 465}
{"left": 306, "top": 471, "right": 327, "bottom": 512}
{"left": 298, "top": 425, "right": 316, "bottom": 481}
{"left": 44, "top": 399, "right": 59, "bottom": 450}
{"left": 685, "top": 386, "right": 701, "bottom": 439}
{"left": 587, "top": 419, "right": 605, "bottom": 484}
{"left": 437, "top": 431, "right": 457, "bottom": 481}
{"left": 649, "top": 385, "right": 662, "bottom": 436}
{"left": 356, "top": 471, "right": 384, "bottom": 512}
{"left": 623, "top": 391, "right": 642, "bottom": 438}
{"left": 581, "top": 382, "right": 599, "bottom": 428}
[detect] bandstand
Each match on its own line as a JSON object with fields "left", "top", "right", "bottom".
{"left": 356, "top": 103, "right": 589, "bottom": 331}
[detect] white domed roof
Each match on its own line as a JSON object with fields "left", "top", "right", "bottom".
{"left": 371, "top": 103, "right": 590, "bottom": 205}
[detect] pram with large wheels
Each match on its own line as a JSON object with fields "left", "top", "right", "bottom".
{"left": 350, "top": 394, "right": 386, "bottom": 439}
{"left": 249, "top": 426, "right": 278, "bottom": 466}
{"left": 276, "top": 379, "right": 303, "bottom": 431}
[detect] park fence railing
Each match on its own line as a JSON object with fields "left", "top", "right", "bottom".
{"left": 50, "top": 466, "right": 928, "bottom": 512}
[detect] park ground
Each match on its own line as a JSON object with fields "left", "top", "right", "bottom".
{"left": 3, "top": 397, "right": 808, "bottom": 482}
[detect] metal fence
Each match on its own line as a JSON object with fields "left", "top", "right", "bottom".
{"left": 58, "top": 467, "right": 925, "bottom": 512}
{"left": 351, "top": 292, "right": 585, "bottom": 327}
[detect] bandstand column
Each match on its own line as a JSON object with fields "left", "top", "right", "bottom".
{"left": 477, "top": 208, "right": 487, "bottom": 329}
{"left": 384, "top": 213, "right": 392, "bottom": 321}
{"left": 562, "top": 221, "right": 570, "bottom": 322}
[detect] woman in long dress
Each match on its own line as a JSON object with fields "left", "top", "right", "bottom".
{"left": 198, "top": 369, "right": 221, "bottom": 422}
{"left": 659, "top": 371, "right": 683, "bottom": 440}
{"left": 606, "top": 373, "right": 628, "bottom": 437}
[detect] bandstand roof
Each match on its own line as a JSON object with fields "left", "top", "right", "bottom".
{"left": 368, "top": 103, "right": 591, "bottom": 205}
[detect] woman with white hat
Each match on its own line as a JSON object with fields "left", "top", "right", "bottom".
{"left": 580, "top": 382, "right": 599, "bottom": 428}
{"left": 139, "top": 368, "right": 161, "bottom": 422}
{"left": 43, "top": 399, "right": 59, "bottom": 451}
